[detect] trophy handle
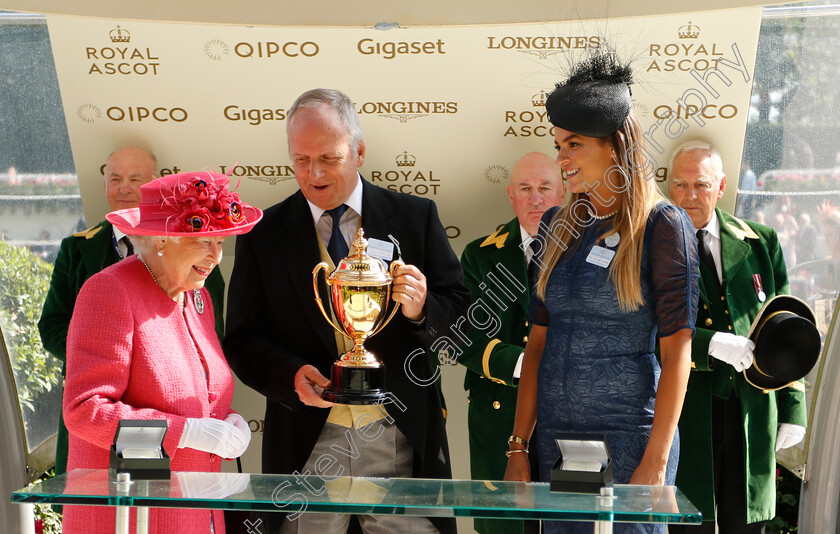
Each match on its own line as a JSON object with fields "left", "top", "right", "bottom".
{"left": 312, "top": 262, "right": 353, "bottom": 340}
{"left": 371, "top": 259, "right": 405, "bottom": 337}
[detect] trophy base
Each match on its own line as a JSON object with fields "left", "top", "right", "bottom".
{"left": 323, "top": 362, "right": 387, "bottom": 405}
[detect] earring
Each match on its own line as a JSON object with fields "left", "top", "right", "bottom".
{"left": 157, "top": 249, "right": 164, "bottom": 257}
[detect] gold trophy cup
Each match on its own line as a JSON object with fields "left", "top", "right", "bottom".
{"left": 312, "top": 229, "right": 403, "bottom": 404}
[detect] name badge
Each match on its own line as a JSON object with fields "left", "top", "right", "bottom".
{"left": 367, "top": 238, "right": 395, "bottom": 261}
{"left": 586, "top": 245, "right": 615, "bottom": 268}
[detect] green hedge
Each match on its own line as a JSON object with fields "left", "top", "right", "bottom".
{"left": 0, "top": 240, "right": 61, "bottom": 412}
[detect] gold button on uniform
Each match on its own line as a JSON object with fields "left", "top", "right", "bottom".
{"left": 705, "top": 318, "right": 713, "bottom": 326}
{"left": 721, "top": 296, "right": 726, "bottom": 301}
{"left": 727, "top": 325, "right": 733, "bottom": 331}
{"left": 493, "top": 401, "right": 501, "bottom": 410}
{"left": 725, "top": 310, "right": 729, "bottom": 315}
{"left": 523, "top": 336, "right": 529, "bottom": 343}
{"left": 703, "top": 304, "right": 708, "bottom": 310}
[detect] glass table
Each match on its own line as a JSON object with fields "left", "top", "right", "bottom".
{"left": 11, "top": 469, "right": 701, "bottom": 534}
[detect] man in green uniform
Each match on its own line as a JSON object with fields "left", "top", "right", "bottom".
{"left": 459, "top": 152, "right": 565, "bottom": 534}
{"left": 38, "top": 146, "right": 226, "bottom": 476}
{"left": 668, "top": 141, "right": 807, "bottom": 534}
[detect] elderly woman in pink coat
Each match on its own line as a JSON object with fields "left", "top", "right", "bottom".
{"left": 62, "top": 171, "right": 262, "bottom": 534}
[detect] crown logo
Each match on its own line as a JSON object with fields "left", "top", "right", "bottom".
{"left": 395, "top": 151, "right": 416, "bottom": 167}
{"left": 678, "top": 21, "right": 700, "bottom": 39}
{"left": 109, "top": 25, "right": 131, "bottom": 43}
{"left": 532, "top": 90, "right": 547, "bottom": 107}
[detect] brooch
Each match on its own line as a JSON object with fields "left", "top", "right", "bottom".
{"left": 193, "top": 290, "right": 205, "bottom": 314}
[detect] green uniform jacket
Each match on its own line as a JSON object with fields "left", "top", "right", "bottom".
{"left": 38, "top": 220, "right": 226, "bottom": 475}
{"left": 676, "top": 208, "right": 807, "bottom": 524}
{"left": 459, "top": 218, "right": 532, "bottom": 534}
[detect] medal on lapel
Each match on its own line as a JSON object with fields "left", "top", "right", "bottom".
{"left": 752, "top": 274, "right": 766, "bottom": 302}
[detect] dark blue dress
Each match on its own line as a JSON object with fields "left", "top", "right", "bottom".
{"left": 529, "top": 202, "right": 699, "bottom": 534}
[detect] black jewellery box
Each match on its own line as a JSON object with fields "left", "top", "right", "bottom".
{"left": 550, "top": 433, "right": 613, "bottom": 494}
{"left": 109, "top": 419, "right": 171, "bottom": 480}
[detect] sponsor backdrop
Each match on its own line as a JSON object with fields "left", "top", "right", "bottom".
{"left": 46, "top": 9, "right": 762, "bottom": 478}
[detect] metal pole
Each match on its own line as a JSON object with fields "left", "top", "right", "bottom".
{"left": 115, "top": 472, "right": 131, "bottom": 534}
{"left": 136, "top": 506, "right": 149, "bottom": 534}
{"left": 595, "top": 486, "right": 614, "bottom": 534}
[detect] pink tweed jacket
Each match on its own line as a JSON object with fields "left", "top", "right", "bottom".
{"left": 62, "top": 256, "right": 235, "bottom": 534}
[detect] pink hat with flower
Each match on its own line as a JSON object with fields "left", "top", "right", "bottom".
{"left": 106, "top": 170, "right": 262, "bottom": 236}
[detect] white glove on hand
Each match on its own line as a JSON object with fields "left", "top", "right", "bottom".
{"left": 179, "top": 416, "right": 251, "bottom": 459}
{"left": 224, "top": 412, "right": 252, "bottom": 457}
{"left": 177, "top": 472, "right": 251, "bottom": 499}
{"left": 708, "top": 332, "right": 755, "bottom": 372}
{"left": 776, "top": 423, "right": 806, "bottom": 451}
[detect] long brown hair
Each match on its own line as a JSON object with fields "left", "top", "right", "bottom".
{"left": 536, "top": 110, "right": 665, "bottom": 311}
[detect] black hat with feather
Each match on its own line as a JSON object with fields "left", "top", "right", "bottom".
{"left": 545, "top": 52, "right": 633, "bottom": 138}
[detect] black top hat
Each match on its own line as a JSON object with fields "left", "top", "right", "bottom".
{"left": 545, "top": 52, "right": 633, "bottom": 138}
{"left": 744, "top": 295, "right": 821, "bottom": 391}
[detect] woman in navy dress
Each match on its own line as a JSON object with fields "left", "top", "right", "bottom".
{"left": 504, "top": 52, "right": 699, "bottom": 534}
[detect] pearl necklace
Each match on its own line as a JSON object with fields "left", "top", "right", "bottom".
{"left": 137, "top": 254, "right": 184, "bottom": 307}
{"left": 590, "top": 210, "right": 618, "bottom": 220}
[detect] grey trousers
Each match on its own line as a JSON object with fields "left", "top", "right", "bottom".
{"left": 279, "top": 419, "right": 438, "bottom": 534}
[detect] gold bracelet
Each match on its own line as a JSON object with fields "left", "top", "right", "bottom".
{"left": 505, "top": 448, "right": 529, "bottom": 458}
{"left": 508, "top": 435, "right": 529, "bottom": 448}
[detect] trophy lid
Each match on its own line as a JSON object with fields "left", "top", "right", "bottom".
{"left": 329, "top": 229, "right": 392, "bottom": 286}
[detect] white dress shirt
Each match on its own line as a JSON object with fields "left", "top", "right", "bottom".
{"left": 513, "top": 225, "right": 536, "bottom": 379}
{"left": 307, "top": 174, "right": 363, "bottom": 251}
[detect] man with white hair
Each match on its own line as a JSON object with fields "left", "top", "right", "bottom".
{"left": 224, "top": 88, "right": 467, "bottom": 534}
{"left": 667, "top": 140, "right": 807, "bottom": 534}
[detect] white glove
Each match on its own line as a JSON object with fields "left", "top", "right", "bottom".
{"left": 708, "top": 332, "right": 755, "bottom": 372}
{"left": 177, "top": 472, "right": 251, "bottom": 499}
{"left": 179, "top": 416, "right": 251, "bottom": 459}
{"left": 225, "top": 412, "right": 251, "bottom": 444}
{"left": 776, "top": 423, "right": 806, "bottom": 451}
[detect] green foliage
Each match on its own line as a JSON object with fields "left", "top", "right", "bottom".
{"left": 768, "top": 464, "right": 801, "bottom": 533}
{"left": 34, "top": 503, "right": 61, "bottom": 534}
{"left": 0, "top": 240, "right": 61, "bottom": 413}
{"left": 35, "top": 504, "right": 61, "bottom": 534}
{"left": 31, "top": 470, "right": 62, "bottom": 534}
